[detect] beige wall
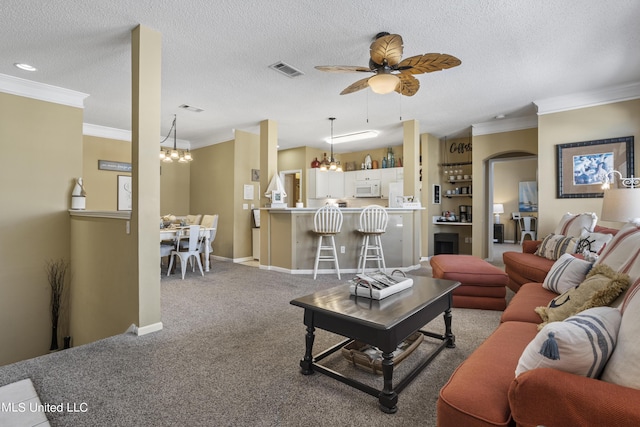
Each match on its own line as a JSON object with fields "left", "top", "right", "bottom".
{"left": 160, "top": 161, "right": 190, "bottom": 215}
{"left": 472, "top": 128, "right": 539, "bottom": 258}
{"left": 421, "top": 132, "right": 441, "bottom": 257}
{"left": 538, "top": 99, "right": 640, "bottom": 234}
{"left": 233, "top": 130, "right": 260, "bottom": 259}
{"left": 82, "top": 135, "right": 132, "bottom": 210}
{"left": 0, "top": 92, "right": 83, "bottom": 365}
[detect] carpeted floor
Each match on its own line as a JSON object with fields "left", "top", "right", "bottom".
{"left": 0, "top": 259, "right": 509, "bottom": 426}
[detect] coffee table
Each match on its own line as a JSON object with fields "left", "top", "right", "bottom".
{"left": 290, "top": 276, "right": 460, "bottom": 413}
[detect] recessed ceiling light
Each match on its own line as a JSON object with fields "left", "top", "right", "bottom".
{"left": 495, "top": 114, "right": 506, "bottom": 119}
{"left": 326, "top": 130, "right": 379, "bottom": 144}
{"left": 14, "top": 63, "right": 37, "bottom": 72}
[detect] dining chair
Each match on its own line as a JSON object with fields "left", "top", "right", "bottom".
{"left": 168, "top": 225, "right": 205, "bottom": 279}
{"left": 519, "top": 216, "right": 537, "bottom": 244}
{"left": 357, "top": 205, "right": 389, "bottom": 273}
{"left": 199, "top": 214, "right": 219, "bottom": 266}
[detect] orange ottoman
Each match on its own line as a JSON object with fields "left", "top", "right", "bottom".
{"left": 430, "top": 255, "right": 508, "bottom": 310}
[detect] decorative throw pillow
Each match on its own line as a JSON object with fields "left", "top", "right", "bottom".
{"left": 554, "top": 212, "right": 598, "bottom": 238}
{"left": 535, "top": 234, "right": 578, "bottom": 261}
{"left": 186, "top": 214, "right": 202, "bottom": 225}
{"left": 543, "top": 253, "right": 593, "bottom": 294}
{"left": 601, "top": 280, "right": 640, "bottom": 389}
{"left": 516, "top": 306, "right": 621, "bottom": 378}
{"left": 535, "top": 264, "right": 630, "bottom": 329}
{"left": 576, "top": 231, "right": 614, "bottom": 255}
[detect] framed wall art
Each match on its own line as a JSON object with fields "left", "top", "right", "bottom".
{"left": 556, "top": 136, "right": 634, "bottom": 198}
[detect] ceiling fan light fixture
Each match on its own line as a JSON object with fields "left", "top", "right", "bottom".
{"left": 368, "top": 73, "right": 400, "bottom": 94}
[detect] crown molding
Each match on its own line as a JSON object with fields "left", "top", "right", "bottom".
{"left": 83, "top": 122, "right": 191, "bottom": 149}
{"left": 535, "top": 81, "right": 640, "bottom": 115}
{"left": 472, "top": 115, "right": 538, "bottom": 136}
{"left": 0, "top": 73, "right": 88, "bottom": 108}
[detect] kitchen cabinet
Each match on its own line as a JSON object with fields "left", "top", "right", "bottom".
{"left": 355, "top": 169, "right": 381, "bottom": 181}
{"left": 307, "top": 169, "right": 345, "bottom": 199}
{"left": 343, "top": 171, "right": 356, "bottom": 198}
{"left": 380, "top": 168, "right": 400, "bottom": 198}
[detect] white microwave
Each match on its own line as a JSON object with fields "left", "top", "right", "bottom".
{"left": 354, "top": 180, "right": 381, "bottom": 198}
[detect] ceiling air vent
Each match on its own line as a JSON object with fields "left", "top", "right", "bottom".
{"left": 269, "top": 61, "right": 304, "bottom": 78}
{"left": 179, "top": 104, "right": 204, "bottom": 113}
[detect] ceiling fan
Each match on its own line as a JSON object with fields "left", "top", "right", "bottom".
{"left": 315, "top": 32, "right": 461, "bottom": 96}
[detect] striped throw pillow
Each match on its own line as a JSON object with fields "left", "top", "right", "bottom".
{"left": 516, "top": 306, "right": 621, "bottom": 378}
{"left": 535, "top": 234, "right": 578, "bottom": 260}
{"left": 543, "top": 253, "right": 593, "bottom": 294}
{"left": 554, "top": 212, "right": 598, "bottom": 238}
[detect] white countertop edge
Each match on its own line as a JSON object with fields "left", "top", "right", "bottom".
{"left": 68, "top": 209, "right": 132, "bottom": 220}
{"left": 263, "top": 207, "right": 425, "bottom": 211}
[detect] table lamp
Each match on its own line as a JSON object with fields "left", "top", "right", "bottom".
{"left": 601, "top": 188, "right": 640, "bottom": 223}
{"left": 493, "top": 204, "right": 504, "bottom": 224}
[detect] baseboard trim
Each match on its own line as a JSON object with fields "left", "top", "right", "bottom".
{"left": 129, "top": 322, "right": 164, "bottom": 336}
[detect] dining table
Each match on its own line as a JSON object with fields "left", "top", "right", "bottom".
{"left": 160, "top": 226, "right": 216, "bottom": 272}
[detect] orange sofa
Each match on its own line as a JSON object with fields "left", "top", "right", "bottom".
{"left": 437, "top": 223, "right": 640, "bottom": 426}
{"left": 437, "top": 281, "right": 640, "bottom": 427}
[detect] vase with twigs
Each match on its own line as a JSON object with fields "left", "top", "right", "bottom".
{"left": 46, "top": 259, "right": 69, "bottom": 351}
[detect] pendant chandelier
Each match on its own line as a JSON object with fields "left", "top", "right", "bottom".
{"left": 159, "top": 114, "right": 193, "bottom": 163}
{"left": 320, "top": 117, "right": 342, "bottom": 172}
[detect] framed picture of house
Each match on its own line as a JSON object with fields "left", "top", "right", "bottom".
{"left": 117, "top": 175, "right": 132, "bottom": 211}
{"left": 556, "top": 136, "right": 634, "bottom": 198}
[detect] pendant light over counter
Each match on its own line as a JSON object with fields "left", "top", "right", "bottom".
{"left": 320, "top": 117, "right": 342, "bottom": 172}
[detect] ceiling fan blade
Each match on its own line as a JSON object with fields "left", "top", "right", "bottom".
{"left": 395, "top": 73, "right": 420, "bottom": 96}
{"left": 370, "top": 34, "right": 404, "bottom": 67}
{"left": 340, "top": 77, "right": 371, "bottom": 95}
{"left": 315, "top": 65, "right": 372, "bottom": 73}
{"left": 396, "top": 53, "right": 462, "bottom": 74}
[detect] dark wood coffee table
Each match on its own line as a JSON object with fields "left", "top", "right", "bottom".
{"left": 290, "top": 276, "right": 460, "bottom": 413}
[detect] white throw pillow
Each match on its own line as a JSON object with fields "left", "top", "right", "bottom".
{"left": 516, "top": 306, "right": 621, "bottom": 378}
{"left": 543, "top": 253, "right": 593, "bottom": 294}
{"left": 576, "top": 231, "right": 614, "bottom": 255}
{"left": 596, "top": 219, "right": 640, "bottom": 288}
{"left": 554, "top": 212, "right": 598, "bottom": 238}
{"left": 601, "top": 281, "right": 640, "bottom": 389}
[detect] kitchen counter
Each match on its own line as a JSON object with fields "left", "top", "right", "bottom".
{"left": 259, "top": 207, "right": 423, "bottom": 275}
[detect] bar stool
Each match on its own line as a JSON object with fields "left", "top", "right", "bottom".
{"left": 312, "top": 205, "right": 343, "bottom": 279}
{"left": 357, "top": 205, "right": 389, "bottom": 273}
{"left": 519, "top": 216, "right": 537, "bottom": 244}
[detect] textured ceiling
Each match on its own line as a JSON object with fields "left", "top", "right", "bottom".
{"left": 2, "top": 0, "right": 640, "bottom": 153}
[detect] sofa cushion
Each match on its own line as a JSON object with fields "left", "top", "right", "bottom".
{"left": 554, "top": 212, "right": 598, "bottom": 237}
{"left": 535, "top": 264, "right": 630, "bottom": 328}
{"left": 503, "top": 251, "right": 554, "bottom": 285}
{"left": 516, "top": 306, "right": 621, "bottom": 378}
{"left": 501, "top": 283, "right": 556, "bottom": 323}
{"left": 601, "top": 278, "right": 640, "bottom": 390}
{"left": 542, "top": 253, "right": 593, "bottom": 294}
{"left": 437, "top": 321, "right": 539, "bottom": 427}
{"left": 535, "top": 234, "right": 578, "bottom": 260}
{"left": 595, "top": 219, "right": 640, "bottom": 292}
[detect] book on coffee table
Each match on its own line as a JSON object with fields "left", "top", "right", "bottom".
{"left": 349, "top": 271, "right": 413, "bottom": 300}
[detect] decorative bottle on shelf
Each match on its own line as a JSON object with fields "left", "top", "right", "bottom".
{"left": 382, "top": 157, "right": 387, "bottom": 168}
{"left": 311, "top": 157, "right": 320, "bottom": 168}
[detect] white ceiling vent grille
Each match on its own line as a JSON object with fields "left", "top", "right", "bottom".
{"left": 269, "top": 61, "right": 304, "bottom": 78}
{"left": 179, "top": 104, "right": 204, "bottom": 113}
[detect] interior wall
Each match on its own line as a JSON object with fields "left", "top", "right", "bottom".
{"left": 82, "top": 135, "right": 132, "bottom": 210}
{"left": 189, "top": 139, "right": 235, "bottom": 259}
{"left": 233, "top": 130, "right": 260, "bottom": 260}
{"left": 421, "top": 132, "right": 441, "bottom": 257}
{"left": 493, "top": 158, "right": 538, "bottom": 241}
{"left": 278, "top": 146, "right": 307, "bottom": 204}
{"left": 538, "top": 98, "right": 640, "bottom": 234}
{"left": 160, "top": 161, "right": 190, "bottom": 215}
{"left": 0, "top": 92, "right": 83, "bottom": 366}
{"left": 472, "top": 127, "right": 538, "bottom": 258}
